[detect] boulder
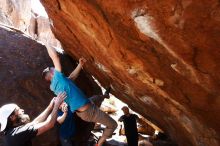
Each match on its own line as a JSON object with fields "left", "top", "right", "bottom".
{"left": 40, "top": 0, "right": 220, "bottom": 145}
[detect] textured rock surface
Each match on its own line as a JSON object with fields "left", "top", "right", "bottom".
{"left": 0, "top": 0, "right": 31, "bottom": 31}
{"left": 28, "top": 14, "right": 62, "bottom": 50}
{"left": 0, "top": 0, "right": 61, "bottom": 50}
{"left": 40, "top": 0, "right": 220, "bottom": 146}
{"left": 0, "top": 26, "right": 101, "bottom": 146}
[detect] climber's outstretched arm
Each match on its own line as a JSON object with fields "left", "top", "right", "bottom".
{"left": 69, "top": 58, "right": 86, "bottom": 80}
{"left": 46, "top": 46, "right": 62, "bottom": 72}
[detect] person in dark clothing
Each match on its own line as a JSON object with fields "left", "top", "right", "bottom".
{"left": 0, "top": 93, "right": 66, "bottom": 146}
{"left": 119, "top": 106, "right": 139, "bottom": 146}
{"left": 57, "top": 102, "right": 76, "bottom": 146}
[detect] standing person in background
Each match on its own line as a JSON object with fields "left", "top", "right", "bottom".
{"left": 119, "top": 106, "right": 139, "bottom": 146}
{"left": 43, "top": 46, "right": 117, "bottom": 146}
{"left": 0, "top": 92, "right": 66, "bottom": 146}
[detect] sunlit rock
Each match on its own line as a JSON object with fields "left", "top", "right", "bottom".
{"left": 40, "top": 0, "right": 220, "bottom": 145}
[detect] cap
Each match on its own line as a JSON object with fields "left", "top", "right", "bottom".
{"left": 0, "top": 104, "right": 17, "bottom": 132}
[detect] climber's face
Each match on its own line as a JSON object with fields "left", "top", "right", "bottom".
{"left": 42, "top": 67, "right": 54, "bottom": 82}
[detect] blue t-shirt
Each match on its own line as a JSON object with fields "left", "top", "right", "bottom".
{"left": 50, "top": 70, "right": 89, "bottom": 112}
{"left": 58, "top": 109, "right": 76, "bottom": 139}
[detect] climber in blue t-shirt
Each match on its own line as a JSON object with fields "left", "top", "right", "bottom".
{"left": 50, "top": 68, "right": 90, "bottom": 112}
{"left": 42, "top": 46, "right": 117, "bottom": 146}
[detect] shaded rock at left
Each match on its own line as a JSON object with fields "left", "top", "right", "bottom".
{"left": 0, "top": 25, "right": 57, "bottom": 146}
{"left": 0, "top": 24, "right": 59, "bottom": 146}
{"left": 0, "top": 25, "right": 101, "bottom": 146}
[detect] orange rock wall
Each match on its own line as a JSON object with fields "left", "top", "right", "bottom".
{"left": 41, "top": 0, "right": 220, "bottom": 146}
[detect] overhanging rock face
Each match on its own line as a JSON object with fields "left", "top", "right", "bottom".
{"left": 41, "top": 1, "right": 220, "bottom": 146}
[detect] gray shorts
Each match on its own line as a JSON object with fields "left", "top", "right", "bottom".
{"left": 76, "top": 95, "right": 117, "bottom": 139}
